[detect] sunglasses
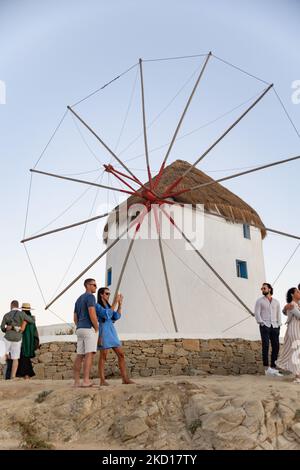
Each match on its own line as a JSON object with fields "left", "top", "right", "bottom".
{"left": 103, "top": 292, "right": 110, "bottom": 296}
{"left": 89, "top": 283, "right": 97, "bottom": 287}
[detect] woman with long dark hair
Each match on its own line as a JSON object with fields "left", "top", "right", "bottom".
{"left": 96, "top": 287, "right": 134, "bottom": 386}
{"left": 16, "top": 303, "right": 39, "bottom": 379}
{"left": 276, "top": 287, "right": 300, "bottom": 383}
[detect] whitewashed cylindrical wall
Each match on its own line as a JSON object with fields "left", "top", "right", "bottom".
{"left": 105, "top": 206, "right": 266, "bottom": 340}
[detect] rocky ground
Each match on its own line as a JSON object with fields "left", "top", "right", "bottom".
{"left": 1, "top": 374, "right": 300, "bottom": 450}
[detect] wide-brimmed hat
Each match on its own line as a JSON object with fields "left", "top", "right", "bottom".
{"left": 21, "top": 302, "right": 34, "bottom": 311}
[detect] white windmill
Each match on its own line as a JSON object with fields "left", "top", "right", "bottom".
{"left": 22, "top": 53, "right": 300, "bottom": 341}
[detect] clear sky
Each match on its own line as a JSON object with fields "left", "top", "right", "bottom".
{"left": 0, "top": 0, "right": 300, "bottom": 327}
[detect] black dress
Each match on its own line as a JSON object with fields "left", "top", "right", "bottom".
{"left": 16, "top": 356, "right": 35, "bottom": 378}
{"left": 16, "top": 311, "right": 38, "bottom": 378}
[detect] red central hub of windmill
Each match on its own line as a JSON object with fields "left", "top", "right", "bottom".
{"left": 103, "top": 163, "right": 180, "bottom": 207}
{"left": 103, "top": 164, "right": 181, "bottom": 207}
{"left": 140, "top": 189, "right": 159, "bottom": 203}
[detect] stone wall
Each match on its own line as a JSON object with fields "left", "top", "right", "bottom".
{"left": 1, "top": 338, "right": 265, "bottom": 379}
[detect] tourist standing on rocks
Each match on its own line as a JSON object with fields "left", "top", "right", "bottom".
{"left": 16, "top": 303, "right": 40, "bottom": 379}
{"left": 254, "top": 283, "right": 282, "bottom": 377}
{"left": 73, "top": 278, "right": 99, "bottom": 387}
{"left": 3, "top": 300, "right": 18, "bottom": 380}
{"left": 1, "top": 300, "right": 35, "bottom": 379}
{"left": 276, "top": 287, "right": 300, "bottom": 383}
{"left": 96, "top": 287, "right": 134, "bottom": 386}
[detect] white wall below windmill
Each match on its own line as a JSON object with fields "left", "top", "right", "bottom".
{"left": 105, "top": 206, "right": 266, "bottom": 341}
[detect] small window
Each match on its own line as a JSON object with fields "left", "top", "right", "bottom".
{"left": 243, "top": 224, "right": 251, "bottom": 239}
{"left": 236, "top": 260, "right": 248, "bottom": 279}
{"left": 107, "top": 267, "right": 112, "bottom": 286}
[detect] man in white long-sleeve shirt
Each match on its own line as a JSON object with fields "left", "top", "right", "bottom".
{"left": 254, "top": 283, "right": 282, "bottom": 377}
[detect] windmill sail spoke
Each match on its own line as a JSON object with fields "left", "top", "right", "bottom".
{"left": 166, "top": 153, "right": 300, "bottom": 199}
{"left": 112, "top": 206, "right": 149, "bottom": 303}
{"left": 163, "top": 83, "right": 273, "bottom": 196}
{"left": 154, "top": 52, "right": 212, "bottom": 190}
{"left": 153, "top": 206, "right": 178, "bottom": 332}
{"left": 160, "top": 205, "right": 254, "bottom": 317}
{"left": 170, "top": 201, "right": 300, "bottom": 241}
{"left": 67, "top": 106, "right": 147, "bottom": 190}
{"left": 138, "top": 58, "right": 153, "bottom": 189}
{"left": 45, "top": 207, "right": 148, "bottom": 310}
{"left": 21, "top": 212, "right": 109, "bottom": 243}
{"left": 30, "top": 168, "right": 135, "bottom": 195}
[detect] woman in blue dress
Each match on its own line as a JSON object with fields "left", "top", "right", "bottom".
{"left": 96, "top": 287, "right": 134, "bottom": 386}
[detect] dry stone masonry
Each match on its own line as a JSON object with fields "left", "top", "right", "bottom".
{"left": 1, "top": 338, "right": 264, "bottom": 379}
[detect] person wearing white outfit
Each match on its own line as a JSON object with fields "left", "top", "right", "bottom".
{"left": 254, "top": 283, "right": 282, "bottom": 377}
{"left": 1, "top": 300, "right": 35, "bottom": 379}
{"left": 282, "top": 282, "right": 300, "bottom": 315}
{"left": 276, "top": 287, "right": 300, "bottom": 383}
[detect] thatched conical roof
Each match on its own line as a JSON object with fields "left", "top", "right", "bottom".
{"left": 103, "top": 159, "right": 266, "bottom": 241}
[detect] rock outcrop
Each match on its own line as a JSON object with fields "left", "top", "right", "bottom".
{"left": 1, "top": 375, "right": 300, "bottom": 450}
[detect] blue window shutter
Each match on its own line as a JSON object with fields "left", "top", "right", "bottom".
{"left": 243, "top": 224, "right": 251, "bottom": 239}
{"left": 240, "top": 261, "right": 248, "bottom": 279}
{"left": 107, "top": 267, "right": 112, "bottom": 286}
{"left": 236, "top": 260, "right": 248, "bottom": 279}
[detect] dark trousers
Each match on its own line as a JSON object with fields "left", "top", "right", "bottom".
{"left": 259, "top": 324, "right": 280, "bottom": 368}
{"left": 5, "top": 358, "right": 13, "bottom": 379}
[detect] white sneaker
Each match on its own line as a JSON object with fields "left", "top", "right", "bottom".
{"left": 265, "top": 367, "right": 283, "bottom": 377}
{"left": 271, "top": 368, "right": 283, "bottom": 377}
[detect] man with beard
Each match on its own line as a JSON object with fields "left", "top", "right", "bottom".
{"left": 254, "top": 283, "right": 282, "bottom": 376}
